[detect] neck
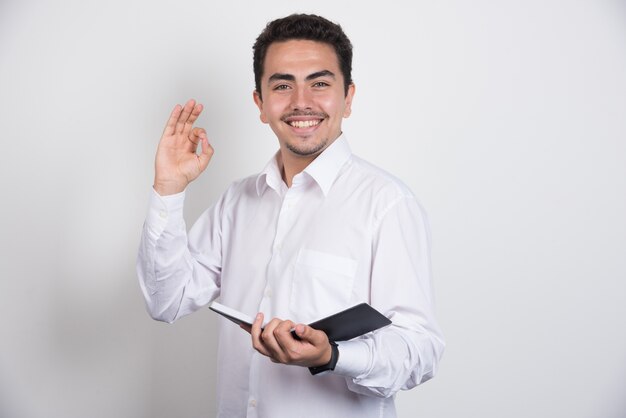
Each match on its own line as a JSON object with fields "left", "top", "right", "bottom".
{"left": 279, "top": 151, "right": 317, "bottom": 188}
{"left": 278, "top": 132, "right": 342, "bottom": 187}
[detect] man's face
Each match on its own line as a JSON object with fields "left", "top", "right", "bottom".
{"left": 254, "top": 40, "right": 355, "bottom": 160}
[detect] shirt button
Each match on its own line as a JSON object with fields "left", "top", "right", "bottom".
{"left": 274, "top": 243, "right": 282, "bottom": 251}
{"left": 158, "top": 210, "right": 167, "bottom": 219}
{"left": 249, "top": 399, "right": 257, "bottom": 407}
{"left": 265, "top": 288, "right": 272, "bottom": 298}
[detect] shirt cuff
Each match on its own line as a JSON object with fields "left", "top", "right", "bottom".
{"left": 333, "top": 339, "right": 370, "bottom": 378}
{"left": 144, "top": 188, "right": 186, "bottom": 237}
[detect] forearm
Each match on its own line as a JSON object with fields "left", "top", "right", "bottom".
{"left": 136, "top": 189, "right": 220, "bottom": 323}
{"left": 333, "top": 321, "right": 445, "bottom": 398}
{"left": 331, "top": 194, "right": 445, "bottom": 397}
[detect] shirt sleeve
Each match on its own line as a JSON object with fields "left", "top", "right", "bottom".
{"left": 136, "top": 188, "right": 222, "bottom": 323}
{"left": 332, "top": 194, "right": 445, "bottom": 398}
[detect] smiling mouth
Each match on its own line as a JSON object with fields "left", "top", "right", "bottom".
{"left": 281, "top": 111, "right": 328, "bottom": 129}
{"left": 288, "top": 120, "right": 321, "bottom": 128}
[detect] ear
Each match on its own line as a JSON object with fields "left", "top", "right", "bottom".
{"left": 253, "top": 90, "right": 268, "bottom": 124}
{"left": 343, "top": 83, "right": 356, "bottom": 118}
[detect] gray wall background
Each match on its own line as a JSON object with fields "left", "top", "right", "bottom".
{"left": 1, "top": 1, "right": 625, "bottom": 417}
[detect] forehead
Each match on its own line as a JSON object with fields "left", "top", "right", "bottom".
{"left": 263, "top": 40, "right": 341, "bottom": 77}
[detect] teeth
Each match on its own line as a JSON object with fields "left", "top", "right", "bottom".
{"left": 289, "top": 120, "right": 320, "bottom": 128}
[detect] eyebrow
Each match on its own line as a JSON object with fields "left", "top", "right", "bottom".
{"left": 267, "top": 70, "right": 336, "bottom": 84}
{"left": 306, "top": 70, "right": 336, "bottom": 81}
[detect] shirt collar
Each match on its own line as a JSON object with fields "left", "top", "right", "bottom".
{"left": 255, "top": 152, "right": 284, "bottom": 196}
{"left": 255, "top": 134, "right": 352, "bottom": 196}
{"left": 302, "top": 134, "right": 352, "bottom": 196}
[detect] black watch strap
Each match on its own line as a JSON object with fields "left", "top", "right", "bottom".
{"left": 309, "top": 341, "right": 339, "bottom": 375}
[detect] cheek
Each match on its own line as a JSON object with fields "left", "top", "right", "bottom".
{"left": 319, "top": 98, "right": 345, "bottom": 120}
{"left": 265, "top": 98, "right": 290, "bottom": 121}
{"left": 316, "top": 90, "right": 346, "bottom": 110}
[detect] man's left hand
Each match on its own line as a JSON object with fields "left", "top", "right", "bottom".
{"left": 244, "top": 313, "right": 333, "bottom": 368}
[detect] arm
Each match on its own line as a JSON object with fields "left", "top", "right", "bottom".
{"left": 136, "top": 100, "right": 221, "bottom": 323}
{"left": 244, "top": 195, "right": 444, "bottom": 392}
{"left": 333, "top": 195, "right": 445, "bottom": 397}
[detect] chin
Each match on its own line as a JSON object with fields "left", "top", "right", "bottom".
{"left": 286, "top": 139, "right": 328, "bottom": 157}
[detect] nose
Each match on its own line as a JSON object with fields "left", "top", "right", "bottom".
{"left": 290, "top": 86, "right": 312, "bottom": 111}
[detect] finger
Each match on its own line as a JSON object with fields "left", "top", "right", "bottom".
{"left": 296, "top": 325, "right": 328, "bottom": 347}
{"left": 188, "top": 127, "right": 205, "bottom": 149}
{"left": 250, "top": 312, "right": 263, "bottom": 340}
{"left": 294, "top": 325, "right": 332, "bottom": 367}
{"left": 197, "top": 133, "right": 214, "bottom": 172}
{"left": 163, "top": 104, "right": 182, "bottom": 136}
{"left": 251, "top": 313, "right": 271, "bottom": 357}
{"left": 176, "top": 99, "right": 196, "bottom": 134}
{"left": 294, "top": 324, "right": 308, "bottom": 339}
{"left": 182, "top": 103, "right": 203, "bottom": 136}
{"left": 273, "top": 320, "right": 297, "bottom": 352}
{"left": 189, "top": 127, "right": 206, "bottom": 140}
{"left": 260, "top": 318, "right": 281, "bottom": 343}
{"left": 260, "top": 319, "right": 287, "bottom": 360}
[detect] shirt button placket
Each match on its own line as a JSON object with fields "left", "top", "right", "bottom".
{"left": 247, "top": 354, "right": 260, "bottom": 418}
{"left": 246, "top": 397, "right": 258, "bottom": 418}
{"left": 273, "top": 195, "right": 292, "bottom": 255}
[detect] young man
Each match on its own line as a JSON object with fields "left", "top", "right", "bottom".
{"left": 138, "top": 14, "right": 444, "bottom": 418}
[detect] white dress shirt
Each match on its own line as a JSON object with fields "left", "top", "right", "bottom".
{"left": 137, "top": 135, "right": 445, "bottom": 418}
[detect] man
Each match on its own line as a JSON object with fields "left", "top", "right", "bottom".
{"left": 138, "top": 14, "right": 444, "bottom": 418}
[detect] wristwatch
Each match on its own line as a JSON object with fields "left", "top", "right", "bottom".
{"left": 309, "top": 341, "right": 339, "bottom": 375}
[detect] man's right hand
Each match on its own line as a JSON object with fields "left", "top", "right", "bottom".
{"left": 153, "top": 99, "right": 214, "bottom": 196}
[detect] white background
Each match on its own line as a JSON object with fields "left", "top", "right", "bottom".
{"left": 1, "top": 1, "right": 625, "bottom": 417}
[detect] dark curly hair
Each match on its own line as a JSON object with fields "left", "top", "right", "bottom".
{"left": 253, "top": 14, "right": 353, "bottom": 99}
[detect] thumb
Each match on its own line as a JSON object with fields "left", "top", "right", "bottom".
{"left": 197, "top": 134, "right": 214, "bottom": 171}
{"left": 295, "top": 324, "right": 327, "bottom": 345}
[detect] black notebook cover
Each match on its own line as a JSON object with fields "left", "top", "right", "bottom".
{"left": 209, "top": 301, "right": 391, "bottom": 341}
{"left": 308, "top": 303, "right": 391, "bottom": 341}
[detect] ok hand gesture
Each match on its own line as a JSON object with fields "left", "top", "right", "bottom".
{"left": 153, "top": 99, "right": 214, "bottom": 196}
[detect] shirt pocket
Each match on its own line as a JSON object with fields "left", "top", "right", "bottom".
{"left": 290, "top": 248, "right": 358, "bottom": 323}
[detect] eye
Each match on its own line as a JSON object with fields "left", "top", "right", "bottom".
{"left": 273, "top": 84, "right": 291, "bottom": 91}
{"left": 313, "top": 81, "right": 330, "bottom": 88}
